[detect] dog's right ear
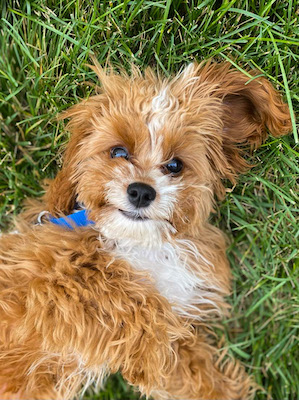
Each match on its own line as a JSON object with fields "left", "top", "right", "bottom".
{"left": 45, "top": 101, "right": 97, "bottom": 215}
{"left": 45, "top": 61, "right": 125, "bottom": 215}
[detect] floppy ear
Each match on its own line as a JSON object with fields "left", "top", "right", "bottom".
{"left": 45, "top": 61, "right": 129, "bottom": 215}
{"left": 198, "top": 62, "right": 292, "bottom": 179}
{"left": 45, "top": 101, "right": 97, "bottom": 215}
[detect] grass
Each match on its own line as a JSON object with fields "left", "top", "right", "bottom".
{"left": 0, "top": 1, "right": 298, "bottom": 399}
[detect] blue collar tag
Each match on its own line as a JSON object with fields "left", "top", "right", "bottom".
{"left": 49, "top": 209, "right": 95, "bottom": 230}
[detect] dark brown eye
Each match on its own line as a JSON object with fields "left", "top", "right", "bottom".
{"left": 110, "top": 146, "right": 129, "bottom": 160}
{"left": 164, "top": 158, "right": 183, "bottom": 174}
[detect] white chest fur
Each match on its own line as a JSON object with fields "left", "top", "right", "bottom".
{"left": 113, "top": 240, "right": 222, "bottom": 320}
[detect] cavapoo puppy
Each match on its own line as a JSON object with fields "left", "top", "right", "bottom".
{"left": 0, "top": 60, "right": 291, "bottom": 400}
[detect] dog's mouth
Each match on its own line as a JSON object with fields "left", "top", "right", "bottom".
{"left": 119, "top": 209, "right": 149, "bottom": 221}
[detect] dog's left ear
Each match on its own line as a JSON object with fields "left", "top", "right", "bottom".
{"left": 180, "top": 62, "right": 292, "bottom": 185}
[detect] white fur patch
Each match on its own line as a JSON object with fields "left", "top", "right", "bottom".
{"left": 98, "top": 210, "right": 175, "bottom": 247}
{"left": 113, "top": 239, "right": 222, "bottom": 320}
{"left": 147, "top": 87, "right": 179, "bottom": 146}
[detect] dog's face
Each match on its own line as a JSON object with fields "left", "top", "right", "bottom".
{"left": 71, "top": 71, "right": 218, "bottom": 245}
{"left": 47, "top": 62, "right": 291, "bottom": 246}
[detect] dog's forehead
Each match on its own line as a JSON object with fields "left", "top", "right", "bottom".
{"left": 86, "top": 78, "right": 209, "bottom": 166}
{"left": 146, "top": 87, "right": 179, "bottom": 147}
{"left": 101, "top": 85, "right": 181, "bottom": 159}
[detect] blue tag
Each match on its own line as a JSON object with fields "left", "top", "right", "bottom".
{"left": 49, "top": 209, "right": 95, "bottom": 230}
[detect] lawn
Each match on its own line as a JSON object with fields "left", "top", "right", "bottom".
{"left": 0, "top": 1, "right": 298, "bottom": 399}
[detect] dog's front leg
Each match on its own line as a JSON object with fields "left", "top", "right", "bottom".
{"left": 0, "top": 229, "right": 190, "bottom": 399}
{"left": 27, "top": 258, "right": 190, "bottom": 398}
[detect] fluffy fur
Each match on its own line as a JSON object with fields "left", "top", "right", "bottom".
{"left": 0, "top": 60, "right": 291, "bottom": 400}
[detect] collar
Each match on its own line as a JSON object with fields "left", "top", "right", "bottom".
{"left": 38, "top": 209, "right": 95, "bottom": 230}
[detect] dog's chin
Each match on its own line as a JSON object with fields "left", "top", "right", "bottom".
{"left": 96, "top": 208, "right": 175, "bottom": 247}
{"left": 118, "top": 209, "right": 149, "bottom": 221}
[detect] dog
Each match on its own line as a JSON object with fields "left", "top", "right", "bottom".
{"left": 0, "top": 60, "right": 291, "bottom": 400}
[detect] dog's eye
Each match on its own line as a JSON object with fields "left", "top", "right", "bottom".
{"left": 164, "top": 158, "right": 183, "bottom": 174}
{"left": 110, "top": 146, "right": 129, "bottom": 160}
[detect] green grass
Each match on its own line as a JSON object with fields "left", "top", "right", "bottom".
{"left": 0, "top": 1, "right": 298, "bottom": 399}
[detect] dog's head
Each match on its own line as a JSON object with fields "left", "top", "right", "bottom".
{"left": 46, "top": 61, "right": 291, "bottom": 245}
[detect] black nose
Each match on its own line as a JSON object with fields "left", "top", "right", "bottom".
{"left": 127, "top": 182, "right": 156, "bottom": 208}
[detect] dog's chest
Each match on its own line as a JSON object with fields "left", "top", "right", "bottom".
{"left": 114, "top": 242, "right": 199, "bottom": 309}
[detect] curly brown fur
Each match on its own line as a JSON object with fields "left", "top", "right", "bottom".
{"left": 0, "top": 60, "right": 291, "bottom": 400}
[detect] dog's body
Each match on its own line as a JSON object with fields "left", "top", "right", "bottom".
{"left": 0, "top": 61, "right": 291, "bottom": 400}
